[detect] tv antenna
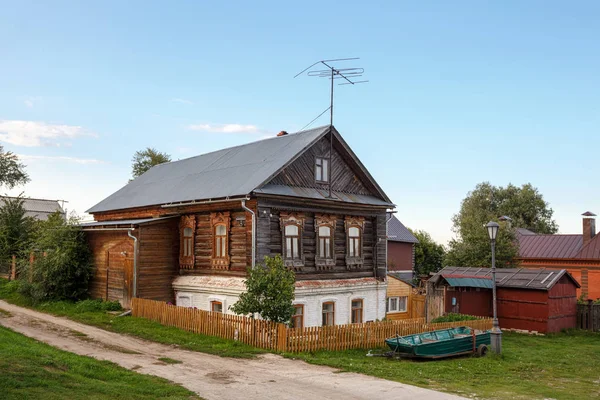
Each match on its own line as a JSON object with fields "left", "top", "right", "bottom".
{"left": 294, "top": 57, "right": 368, "bottom": 127}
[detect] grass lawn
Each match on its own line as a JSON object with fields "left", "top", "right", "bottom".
{"left": 289, "top": 330, "right": 600, "bottom": 400}
{"left": 0, "top": 325, "right": 199, "bottom": 400}
{"left": 0, "top": 279, "right": 264, "bottom": 359}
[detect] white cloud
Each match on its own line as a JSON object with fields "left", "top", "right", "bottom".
{"left": 23, "top": 96, "right": 42, "bottom": 108}
{"left": 0, "top": 120, "right": 97, "bottom": 147}
{"left": 18, "top": 154, "right": 105, "bottom": 164}
{"left": 187, "top": 123, "right": 262, "bottom": 134}
{"left": 171, "top": 98, "right": 194, "bottom": 105}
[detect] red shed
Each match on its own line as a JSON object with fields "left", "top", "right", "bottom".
{"left": 428, "top": 267, "right": 580, "bottom": 333}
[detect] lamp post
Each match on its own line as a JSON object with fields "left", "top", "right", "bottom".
{"left": 486, "top": 221, "right": 502, "bottom": 354}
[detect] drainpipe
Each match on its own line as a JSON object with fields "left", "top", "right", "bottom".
{"left": 127, "top": 229, "right": 138, "bottom": 298}
{"left": 241, "top": 200, "right": 256, "bottom": 268}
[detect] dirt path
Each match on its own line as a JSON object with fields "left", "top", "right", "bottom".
{"left": 0, "top": 300, "right": 465, "bottom": 400}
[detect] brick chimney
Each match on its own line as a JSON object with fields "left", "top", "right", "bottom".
{"left": 277, "top": 131, "right": 288, "bottom": 137}
{"left": 582, "top": 211, "right": 597, "bottom": 247}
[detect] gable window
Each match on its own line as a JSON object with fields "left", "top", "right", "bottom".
{"left": 315, "top": 157, "right": 329, "bottom": 183}
{"left": 386, "top": 296, "right": 407, "bottom": 313}
{"left": 211, "top": 301, "right": 223, "bottom": 313}
{"left": 210, "top": 212, "right": 230, "bottom": 270}
{"left": 322, "top": 302, "right": 335, "bottom": 326}
{"left": 280, "top": 212, "right": 304, "bottom": 270}
{"left": 351, "top": 299, "right": 363, "bottom": 323}
{"left": 315, "top": 214, "right": 336, "bottom": 270}
{"left": 345, "top": 216, "right": 365, "bottom": 270}
{"left": 291, "top": 304, "right": 304, "bottom": 329}
{"left": 179, "top": 215, "right": 196, "bottom": 269}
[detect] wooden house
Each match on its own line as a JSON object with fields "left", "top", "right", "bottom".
{"left": 385, "top": 272, "right": 425, "bottom": 320}
{"left": 427, "top": 266, "right": 580, "bottom": 333}
{"left": 83, "top": 126, "right": 394, "bottom": 326}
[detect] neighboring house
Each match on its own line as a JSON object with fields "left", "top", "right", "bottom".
{"left": 386, "top": 272, "right": 425, "bottom": 320}
{"left": 516, "top": 212, "right": 600, "bottom": 300}
{"left": 427, "top": 266, "right": 580, "bottom": 333}
{"left": 83, "top": 125, "right": 394, "bottom": 327}
{"left": 386, "top": 214, "right": 418, "bottom": 271}
{"left": 0, "top": 196, "right": 66, "bottom": 221}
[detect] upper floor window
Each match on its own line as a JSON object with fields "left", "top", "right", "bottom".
{"left": 280, "top": 212, "right": 305, "bottom": 270}
{"left": 214, "top": 224, "right": 227, "bottom": 258}
{"left": 315, "top": 213, "right": 337, "bottom": 270}
{"left": 348, "top": 227, "right": 361, "bottom": 257}
{"left": 315, "top": 157, "right": 329, "bottom": 183}
{"left": 210, "top": 212, "right": 230, "bottom": 270}
{"left": 318, "top": 226, "right": 332, "bottom": 258}
{"left": 179, "top": 215, "right": 196, "bottom": 269}
{"left": 345, "top": 216, "right": 365, "bottom": 270}
{"left": 285, "top": 224, "right": 300, "bottom": 259}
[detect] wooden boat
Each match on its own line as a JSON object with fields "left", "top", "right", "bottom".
{"left": 384, "top": 326, "right": 491, "bottom": 359}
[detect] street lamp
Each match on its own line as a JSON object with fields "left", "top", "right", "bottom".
{"left": 486, "top": 221, "right": 502, "bottom": 354}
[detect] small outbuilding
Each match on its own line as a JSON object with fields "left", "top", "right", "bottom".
{"left": 427, "top": 266, "right": 580, "bottom": 333}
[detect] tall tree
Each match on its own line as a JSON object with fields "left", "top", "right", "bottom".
{"left": 410, "top": 229, "right": 445, "bottom": 277}
{"left": 0, "top": 195, "right": 36, "bottom": 262}
{"left": 131, "top": 148, "right": 171, "bottom": 179}
{"left": 445, "top": 182, "right": 558, "bottom": 268}
{"left": 0, "top": 146, "right": 29, "bottom": 189}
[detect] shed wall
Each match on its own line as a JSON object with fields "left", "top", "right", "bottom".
{"left": 547, "top": 275, "right": 578, "bottom": 332}
{"left": 444, "top": 288, "right": 492, "bottom": 317}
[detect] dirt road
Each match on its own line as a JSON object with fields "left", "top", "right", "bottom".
{"left": 0, "top": 300, "right": 465, "bottom": 400}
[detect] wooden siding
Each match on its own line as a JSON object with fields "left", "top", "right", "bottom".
{"left": 267, "top": 136, "right": 373, "bottom": 195}
{"left": 386, "top": 275, "right": 412, "bottom": 320}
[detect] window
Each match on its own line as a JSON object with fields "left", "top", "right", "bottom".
{"left": 315, "top": 214, "right": 336, "bottom": 269}
{"left": 348, "top": 227, "right": 361, "bottom": 257}
{"left": 291, "top": 304, "right": 304, "bottom": 329}
{"left": 351, "top": 299, "right": 363, "bottom": 324}
{"left": 315, "top": 157, "right": 329, "bottom": 183}
{"left": 179, "top": 215, "right": 196, "bottom": 269}
{"left": 322, "top": 302, "right": 335, "bottom": 326}
{"left": 211, "top": 301, "right": 223, "bottom": 313}
{"left": 280, "top": 212, "right": 304, "bottom": 269}
{"left": 214, "top": 224, "right": 227, "bottom": 258}
{"left": 284, "top": 224, "right": 300, "bottom": 259}
{"left": 318, "top": 226, "right": 332, "bottom": 259}
{"left": 386, "top": 296, "right": 407, "bottom": 313}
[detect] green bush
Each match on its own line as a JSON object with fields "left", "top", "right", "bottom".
{"left": 74, "top": 299, "right": 122, "bottom": 313}
{"left": 431, "top": 313, "right": 479, "bottom": 323}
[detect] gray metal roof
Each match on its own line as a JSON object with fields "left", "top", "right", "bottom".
{"left": 388, "top": 271, "right": 415, "bottom": 286}
{"left": 254, "top": 184, "right": 394, "bottom": 207}
{"left": 387, "top": 214, "right": 418, "bottom": 243}
{"left": 0, "top": 196, "right": 65, "bottom": 221}
{"left": 430, "top": 266, "right": 580, "bottom": 291}
{"left": 80, "top": 216, "right": 176, "bottom": 228}
{"left": 87, "top": 126, "right": 330, "bottom": 213}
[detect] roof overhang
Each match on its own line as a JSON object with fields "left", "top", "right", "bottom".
{"left": 80, "top": 216, "right": 177, "bottom": 231}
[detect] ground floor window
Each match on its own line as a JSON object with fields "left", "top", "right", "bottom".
{"left": 322, "top": 302, "right": 335, "bottom": 326}
{"left": 291, "top": 304, "right": 304, "bottom": 329}
{"left": 351, "top": 299, "right": 363, "bottom": 323}
{"left": 387, "top": 296, "right": 407, "bottom": 313}
{"left": 211, "top": 301, "right": 223, "bottom": 313}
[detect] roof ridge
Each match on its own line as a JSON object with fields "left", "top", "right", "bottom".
{"left": 0, "top": 196, "right": 63, "bottom": 203}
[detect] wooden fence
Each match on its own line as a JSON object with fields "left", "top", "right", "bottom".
{"left": 577, "top": 302, "right": 600, "bottom": 331}
{"left": 132, "top": 298, "right": 493, "bottom": 353}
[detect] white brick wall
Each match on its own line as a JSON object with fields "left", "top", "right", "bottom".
{"left": 173, "top": 276, "right": 387, "bottom": 327}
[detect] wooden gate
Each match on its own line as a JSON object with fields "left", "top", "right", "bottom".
{"left": 426, "top": 283, "right": 445, "bottom": 322}
{"left": 577, "top": 303, "right": 600, "bottom": 331}
{"left": 411, "top": 294, "right": 426, "bottom": 319}
{"left": 105, "top": 241, "right": 134, "bottom": 308}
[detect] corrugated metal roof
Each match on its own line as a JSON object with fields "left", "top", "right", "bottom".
{"left": 0, "top": 196, "right": 65, "bottom": 221}
{"left": 518, "top": 234, "right": 582, "bottom": 259}
{"left": 443, "top": 276, "right": 493, "bottom": 289}
{"left": 576, "top": 234, "right": 600, "bottom": 259}
{"left": 430, "top": 266, "right": 580, "bottom": 290}
{"left": 87, "top": 126, "right": 331, "bottom": 213}
{"left": 254, "top": 184, "right": 394, "bottom": 207}
{"left": 387, "top": 214, "right": 418, "bottom": 243}
{"left": 80, "top": 216, "right": 176, "bottom": 228}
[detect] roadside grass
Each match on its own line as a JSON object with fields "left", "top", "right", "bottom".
{"left": 158, "top": 357, "right": 183, "bottom": 364}
{"left": 0, "top": 278, "right": 264, "bottom": 358}
{"left": 287, "top": 330, "right": 600, "bottom": 400}
{"left": 0, "top": 325, "right": 200, "bottom": 400}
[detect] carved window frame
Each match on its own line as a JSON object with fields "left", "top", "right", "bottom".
{"left": 179, "top": 215, "right": 196, "bottom": 269}
{"left": 280, "top": 212, "right": 305, "bottom": 270}
{"left": 345, "top": 216, "right": 364, "bottom": 270}
{"left": 210, "top": 212, "right": 231, "bottom": 270}
{"left": 315, "top": 214, "right": 336, "bottom": 270}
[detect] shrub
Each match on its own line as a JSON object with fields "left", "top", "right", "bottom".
{"left": 431, "top": 313, "right": 479, "bottom": 323}
{"left": 74, "top": 299, "right": 122, "bottom": 313}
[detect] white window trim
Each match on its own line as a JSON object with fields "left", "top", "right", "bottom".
{"left": 387, "top": 296, "right": 408, "bottom": 313}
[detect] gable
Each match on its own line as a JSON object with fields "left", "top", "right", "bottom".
{"left": 266, "top": 136, "right": 374, "bottom": 196}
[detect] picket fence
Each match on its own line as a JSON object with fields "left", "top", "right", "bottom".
{"left": 132, "top": 298, "right": 493, "bottom": 353}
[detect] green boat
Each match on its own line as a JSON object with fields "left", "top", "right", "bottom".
{"left": 385, "top": 326, "right": 491, "bottom": 359}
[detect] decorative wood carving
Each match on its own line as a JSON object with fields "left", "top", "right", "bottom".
{"left": 280, "top": 211, "right": 305, "bottom": 270}
{"left": 344, "top": 216, "right": 365, "bottom": 270}
{"left": 279, "top": 211, "right": 304, "bottom": 230}
{"left": 315, "top": 214, "right": 337, "bottom": 270}
{"left": 210, "top": 212, "right": 231, "bottom": 270}
{"left": 179, "top": 215, "right": 196, "bottom": 269}
{"left": 344, "top": 215, "right": 365, "bottom": 230}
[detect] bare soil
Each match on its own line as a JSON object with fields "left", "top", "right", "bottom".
{"left": 0, "top": 300, "right": 464, "bottom": 400}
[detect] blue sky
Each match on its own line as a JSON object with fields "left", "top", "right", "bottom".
{"left": 1, "top": 1, "right": 599, "bottom": 244}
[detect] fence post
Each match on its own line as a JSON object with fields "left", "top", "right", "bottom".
{"left": 589, "top": 300, "right": 595, "bottom": 331}
{"left": 10, "top": 255, "right": 16, "bottom": 280}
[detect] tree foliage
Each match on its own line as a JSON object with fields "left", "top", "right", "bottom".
{"left": 410, "top": 229, "right": 445, "bottom": 277}
{"left": 19, "top": 213, "right": 92, "bottom": 302}
{"left": 230, "top": 255, "right": 296, "bottom": 323}
{"left": 446, "top": 182, "right": 558, "bottom": 268}
{"left": 0, "top": 146, "right": 29, "bottom": 189}
{"left": 131, "top": 147, "right": 171, "bottom": 179}
{"left": 0, "top": 195, "right": 36, "bottom": 263}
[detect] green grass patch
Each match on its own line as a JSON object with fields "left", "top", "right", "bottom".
{"left": 430, "top": 313, "right": 479, "bottom": 323}
{"left": 158, "top": 357, "right": 183, "bottom": 365}
{"left": 0, "top": 278, "right": 264, "bottom": 358}
{"left": 0, "top": 325, "right": 200, "bottom": 400}
{"left": 288, "top": 330, "right": 600, "bottom": 400}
